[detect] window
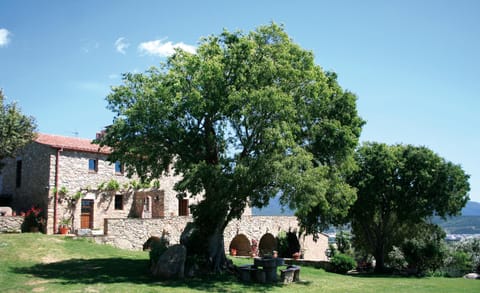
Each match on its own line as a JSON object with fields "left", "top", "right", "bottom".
{"left": 114, "top": 194, "right": 123, "bottom": 210}
{"left": 16, "top": 160, "right": 22, "bottom": 188}
{"left": 115, "top": 161, "right": 124, "bottom": 175}
{"left": 178, "top": 198, "right": 189, "bottom": 216}
{"left": 88, "top": 159, "right": 98, "bottom": 173}
{"left": 143, "top": 196, "right": 150, "bottom": 212}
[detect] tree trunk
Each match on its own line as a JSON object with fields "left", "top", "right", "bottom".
{"left": 207, "top": 225, "right": 228, "bottom": 273}
{"left": 374, "top": 245, "right": 386, "bottom": 273}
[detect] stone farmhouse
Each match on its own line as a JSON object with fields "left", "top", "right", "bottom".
{"left": 0, "top": 133, "right": 329, "bottom": 260}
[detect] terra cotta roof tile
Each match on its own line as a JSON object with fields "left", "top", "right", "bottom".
{"left": 34, "top": 133, "right": 111, "bottom": 154}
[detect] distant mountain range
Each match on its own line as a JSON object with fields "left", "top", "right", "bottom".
{"left": 253, "top": 199, "right": 480, "bottom": 234}
{"left": 461, "top": 201, "right": 480, "bottom": 216}
{"left": 253, "top": 199, "right": 480, "bottom": 217}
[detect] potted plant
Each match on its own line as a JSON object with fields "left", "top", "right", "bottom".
{"left": 22, "top": 206, "right": 45, "bottom": 233}
{"left": 250, "top": 239, "right": 258, "bottom": 257}
{"left": 59, "top": 218, "right": 71, "bottom": 234}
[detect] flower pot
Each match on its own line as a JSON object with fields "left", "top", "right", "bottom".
{"left": 59, "top": 227, "right": 69, "bottom": 235}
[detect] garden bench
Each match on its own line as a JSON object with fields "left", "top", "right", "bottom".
{"left": 280, "top": 265, "right": 301, "bottom": 284}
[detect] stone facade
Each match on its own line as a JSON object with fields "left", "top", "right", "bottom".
{"left": 0, "top": 134, "right": 203, "bottom": 234}
{"left": 98, "top": 215, "right": 329, "bottom": 260}
{"left": 0, "top": 216, "right": 23, "bottom": 233}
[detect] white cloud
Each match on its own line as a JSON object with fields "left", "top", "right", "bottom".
{"left": 0, "top": 28, "right": 11, "bottom": 47}
{"left": 114, "top": 37, "right": 130, "bottom": 54}
{"left": 138, "top": 39, "right": 196, "bottom": 57}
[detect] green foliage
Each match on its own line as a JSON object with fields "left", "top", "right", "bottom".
{"left": 129, "top": 180, "right": 149, "bottom": 190}
{"left": 72, "top": 191, "right": 83, "bottom": 201}
{"left": 0, "top": 90, "right": 37, "bottom": 171}
{"left": 348, "top": 142, "right": 470, "bottom": 272}
{"left": 387, "top": 246, "right": 407, "bottom": 272}
{"left": 97, "top": 182, "right": 106, "bottom": 191}
{"left": 275, "top": 230, "right": 301, "bottom": 258}
{"left": 443, "top": 251, "right": 472, "bottom": 277}
{"left": 105, "top": 179, "right": 120, "bottom": 191}
{"left": 97, "top": 23, "right": 364, "bottom": 271}
{"left": 276, "top": 231, "right": 289, "bottom": 258}
{"left": 448, "top": 238, "right": 480, "bottom": 273}
{"left": 329, "top": 253, "right": 356, "bottom": 274}
{"left": 335, "top": 230, "right": 352, "bottom": 255}
{"left": 327, "top": 243, "right": 337, "bottom": 258}
{"left": 151, "top": 179, "right": 160, "bottom": 189}
{"left": 400, "top": 223, "right": 447, "bottom": 275}
{"left": 59, "top": 186, "right": 68, "bottom": 196}
{"left": 59, "top": 217, "right": 71, "bottom": 227}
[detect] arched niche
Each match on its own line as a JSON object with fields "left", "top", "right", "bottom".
{"left": 229, "top": 234, "right": 251, "bottom": 256}
{"left": 258, "top": 233, "right": 277, "bottom": 256}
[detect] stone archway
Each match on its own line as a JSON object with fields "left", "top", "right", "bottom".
{"left": 229, "top": 234, "right": 251, "bottom": 256}
{"left": 258, "top": 233, "right": 277, "bottom": 256}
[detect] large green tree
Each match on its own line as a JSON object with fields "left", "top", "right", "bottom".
{"left": 0, "top": 90, "right": 37, "bottom": 171}
{"left": 98, "top": 24, "right": 364, "bottom": 272}
{"left": 348, "top": 142, "right": 470, "bottom": 273}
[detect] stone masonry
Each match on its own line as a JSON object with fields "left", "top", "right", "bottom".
{"left": 98, "top": 215, "right": 329, "bottom": 260}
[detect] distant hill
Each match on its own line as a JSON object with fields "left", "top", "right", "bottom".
{"left": 254, "top": 199, "right": 480, "bottom": 217}
{"left": 252, "top": 195, "right": 294, "bottom": 216}
{"left": 462, "top": 201, "right": 480, "bottom": 216}
{"left": 253, "top": 199, "right": 480, "bottom": 234}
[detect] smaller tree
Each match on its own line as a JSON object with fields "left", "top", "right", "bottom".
{"left": 336, "top": 230, "right": 352, "bottom": 255}
{"left": 348, "top": 142, "right": 470, "bottom": 273}
{"left": 0, "top": 90, "right": 37, "bottom": 171}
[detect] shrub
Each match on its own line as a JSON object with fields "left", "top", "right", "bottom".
{"left": 400, "top": 223, "right": 446, "bottom": 275}
{"left": 443, "top": 251, "right": 472, "bottom": 277}
{"left": 387, "top": 246, "right": 407, "bottom": 272}
{"left": 457, "top": 238, "right": 480, "bottom": 273}
{"left": 105, "top": 179, "right": 120, "bottom": 191}
{"left": 276, "top": 230, "right": 300, "bottom": 258}
{"left": 329, "top": 253, "right": 356, "bottom": 274}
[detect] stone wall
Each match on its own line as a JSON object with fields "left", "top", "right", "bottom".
{"left": 1, "top": 143, "right": 51, "bottom": 213}
{"left": 100, "top": 215, "right": 329, "bottom": 260}
{"left": 0, "top": 216, "right": 23, "bottom": 233}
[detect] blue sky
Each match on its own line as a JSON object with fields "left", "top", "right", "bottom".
{"left": 1, "top": 0, "right": 479, "bottom": 202}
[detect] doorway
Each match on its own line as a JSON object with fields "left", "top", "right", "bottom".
{"left": 80, "top": 199, "right": 94, "bottom": 229}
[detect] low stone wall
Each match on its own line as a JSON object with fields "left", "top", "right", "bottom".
{"left": 100, "top": 215, "right": 329, "bottom": 260}
{"left": 0, "top": 216, "right": 23, "bottom": 233}
{"left": 100, "top": 216, "right": 192, "bottom": 250}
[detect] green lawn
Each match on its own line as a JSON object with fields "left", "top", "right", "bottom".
{"left": 0, "top": 234, "right": 478, "bottom": 292}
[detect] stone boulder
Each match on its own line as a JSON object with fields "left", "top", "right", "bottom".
{"left": 463, "top": 273, "right": 480, "bottom": 279}
{"left": 151, "top": 244, "right": 187, "bottom": 279}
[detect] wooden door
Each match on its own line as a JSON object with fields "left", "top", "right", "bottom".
{"left": 80, "top": 199, "right": 94, "bottom": 229}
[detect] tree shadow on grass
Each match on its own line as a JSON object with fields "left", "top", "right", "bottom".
{"left": 12, "top": 258, "right": 284, "bottom": 292}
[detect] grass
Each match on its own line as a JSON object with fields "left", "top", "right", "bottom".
{"left": 0, "top": 234, "right": 479, "bottom": 292}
